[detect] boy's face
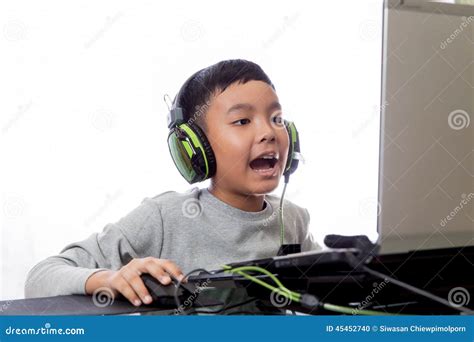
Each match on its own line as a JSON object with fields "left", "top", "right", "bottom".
{"left": 205, "top": 80, "right": 289, "bottom": 196}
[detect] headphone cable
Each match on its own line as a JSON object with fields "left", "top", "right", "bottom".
{"left": 279, "top": 177, "right": 289, "bottom": 245}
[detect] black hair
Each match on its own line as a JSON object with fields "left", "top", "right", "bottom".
{"left": 174, "top": 59, "right": 275, "bottom": 130}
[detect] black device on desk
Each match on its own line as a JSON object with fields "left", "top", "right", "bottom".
{"left": 140, "top": 274, "right": 198, "bottom": 307}
{"left": 201, "top": 233, "right": 474, "bottom": 315}
{"left": 227, "top": 235, "right": 375, "bottom": 274}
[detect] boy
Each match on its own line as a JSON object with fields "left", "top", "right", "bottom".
{"left": 25, "top": 59, "right": 320, "bottom": 310}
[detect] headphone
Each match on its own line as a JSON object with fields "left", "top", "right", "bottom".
{"left": 166, "top": 75, "right": 301, "bottom": 184}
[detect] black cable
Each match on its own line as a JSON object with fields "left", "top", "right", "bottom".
{"left": 362, "top": 265, "right": 473, "bottom": 314}
{"left": 173, "top": 268, "right": 212, "bottom": 314}
{"left": 190, "top": 297, "right": 260, "bottom": 315}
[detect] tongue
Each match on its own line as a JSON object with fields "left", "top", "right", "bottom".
{"left": 250, "top": 158, "right": 272, "bottom": 170}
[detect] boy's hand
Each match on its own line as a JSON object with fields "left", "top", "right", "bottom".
{"left": 85, "top": 257, "right": 185, "bottom": 306}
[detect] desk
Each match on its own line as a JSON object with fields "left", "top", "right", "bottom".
{"left": 1, "top": 247, "right": 472, "bottom": 315}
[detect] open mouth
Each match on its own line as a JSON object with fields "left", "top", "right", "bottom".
{"left": 249, "top": 154, "right": 279, "bottom": 177}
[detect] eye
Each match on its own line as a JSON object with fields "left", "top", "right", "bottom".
{"left": 233, "top": 119, "right": 250, "bottom": 126}
{"left": 272, "top": 115, "right": 284, "bottom": 126}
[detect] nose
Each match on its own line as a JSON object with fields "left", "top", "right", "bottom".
{"left": 257, "top": 119, "right": 276, "bottom": 144}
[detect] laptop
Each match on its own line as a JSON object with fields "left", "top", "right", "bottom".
{"left": 377, "top": 0, "right": 474, "bottom": 254}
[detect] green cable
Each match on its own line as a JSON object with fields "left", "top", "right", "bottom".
{"left": 224, "top": 265, "right": 287, "bottom": 289}
{"left": 223, "top": 265, "right": 397, "bottom": 315}
{"left": 279, "top": 182, "right": 288, "bottom": 245}
{"left": 235, "top": 270, "right": 300, "bottom": 303}
{"left": 223, "top": 265, "right": 300, "bottom": 302}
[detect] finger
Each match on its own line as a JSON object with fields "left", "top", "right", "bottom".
{"left": 115, "top": 275, "right": 142, "bottom": 307}
{"left": 159, "top": 260, "right": 185, "bottom": 282}
{"left": 145, "top": 264, "right": 173, "bottom": 285}
{"left": 134, "top": 258, "right": 173, "bottom": 285}
{"left": 122, "top": 269, "right": 153, "bottom": 305}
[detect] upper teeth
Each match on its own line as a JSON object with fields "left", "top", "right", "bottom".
{"left": 262, "top": 154, "right": 277, "bottom": 159}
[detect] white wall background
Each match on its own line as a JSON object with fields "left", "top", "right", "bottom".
{"left": 0, "top": 0, "right": 383, "bottom": 299}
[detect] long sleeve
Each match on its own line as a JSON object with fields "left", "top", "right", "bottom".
{"left": 301, "top": 209, "right": 322, "bottom": 252}
{"left": 24, "top": 197, "right": 163, "bottom": 298}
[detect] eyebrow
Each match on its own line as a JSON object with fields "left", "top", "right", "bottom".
{"left": 226, "top": 101, "right": 282, "bottom": 114}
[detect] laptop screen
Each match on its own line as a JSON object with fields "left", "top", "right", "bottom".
{"left": 377, "top": 0, "right": 474, "bottom": 254}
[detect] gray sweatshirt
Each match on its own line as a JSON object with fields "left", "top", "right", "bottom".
{"left": 24, "top": 187, "right": 320, "bottom": 299}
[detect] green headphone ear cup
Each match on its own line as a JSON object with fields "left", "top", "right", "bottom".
{"left": 190, "top": 124, "right": 216, "bottom": 179}
{"left": 167, "top": 123, "right": 216, "bottom": 184}
{"left": 284, "top": 121, "right": 300, "bottom": 177}
{"left": 167, "top": 127, "right": 199, "bottom": 183}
